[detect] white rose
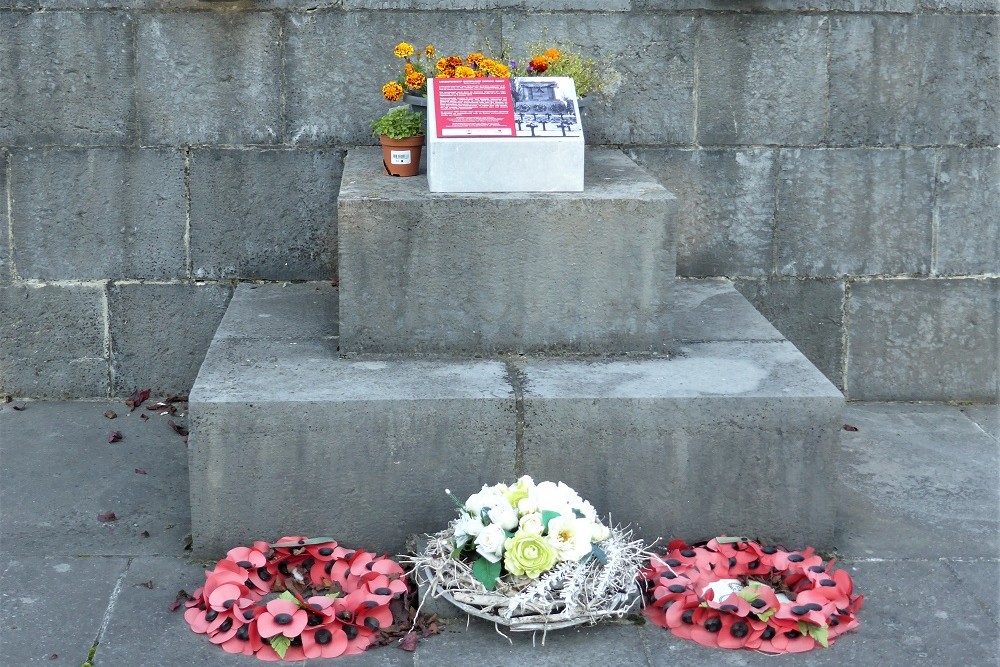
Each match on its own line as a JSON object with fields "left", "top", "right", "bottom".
{"left": 518, "top": 512, "right": 545, "bottom": 535}
{"left": 453, "top": 513, "right": 484, "bottom": 549}
{"left": 465, "top": 484, "right": 505, "bottom": 517}
{"left": 591, "top": 521, "right": 610, "bottom": 543}
{"left": 529, "top": 481, "right": 564, "bottom": 513}
{"left": 517, "top": 497, "right": 539, "bottom": 515}
{"left": 545, "top": 515, "right": 594, "bottom": 562}
{"left": 474, "top": 523, "right": 507, "bottom": 563}
{"left": 487, "top": 500, "right": 519, "bottom": 531}
{"left": 556, "top": 482, "right": 585, "bottom": 509}
{"left": 577, "top": 500, "right": 598, "bottom": 522}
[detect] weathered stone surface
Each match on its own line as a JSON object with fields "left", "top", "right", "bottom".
{"left": 107, "top": 282, "right": 233, "bottom": 397}
{"left": 286, "top": 11, "right": 500, "bottom": 145}
{"left": 189, "top": 149, "right": 343, "bottom": 281}
{"left": 519, "top": 341, "right": 844, "bottom": 548}
{"left": 698, "top": 15, "right": 827, "bottom": 145}
{"left": 11, "top": 148, "right": 187, "bottom": 281}
{"left": 673, "top": 279, "right": 784, "bottom": 343}
{"left": 829, "top": 15, "right": 1000, "bottom": 146}
{"left": 776, "top": 148, "right": 935, "bottom": 277}
{"left": 212, "top": 281, "right": 338, "bottom": 343}
{"left": 936, "top": 148, "right": 1000, "bottom": 276}
{"left": 137, "top": 12, "right": 282, "bottom": 145}
{"left": 962, "top": 405, "right": 1000, "bottom": 440}
{"left": 504, "top": 13, "right": 696, "bottom": 145}
{"left": 350, "top": 0, "right": 628, "bottom": 7}
{"left": 736, "top": 278, "right": 845, "bottom": 389}
{"left": 0, "top": 151, "right": 9, "bottom": 284}
{"left": 0, "top": 556, "right": 129, "bottom": 665}
{"left": 847, "top": 278, "right": 1000, "bottom": 401}
{"left": 0, "top": 284, "right": 107, "bottom": 397}
{"left": 630, "top": 148, "right": 775, "bottom": 277}
{"left": 0, "top": 11, "right": 135, "bottom": 146}
{"left": 339, "top": 148, "right": 676, "bottom": 355}
{"left": 0, "top": 401, "right": 192, "bottom": 555}
{"left": 836, "top": 404, "right": 999, "bottom": 558}
{"left": 919, "top": 0, "right": 1000, "bottom": 10}
{"left": 640, "top": 0, "right": 918, "bottom": 9}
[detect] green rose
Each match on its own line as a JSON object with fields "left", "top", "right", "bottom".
{"left": 503, "top": 532, "right": 557, "bottom": 579}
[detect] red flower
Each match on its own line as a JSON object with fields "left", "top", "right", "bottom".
{"left": 301, "top": 624, "right": 349, "bottom": 659}
{"left": 256, "top": 599, "right": 308, "bottom": 639}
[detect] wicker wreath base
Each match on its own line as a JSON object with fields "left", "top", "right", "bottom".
{"left": 410, "top": 525, "right": 646, "bottom": 632}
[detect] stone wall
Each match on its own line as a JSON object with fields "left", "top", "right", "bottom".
{"left": 1, "top": 1, "right": 997, "bottom": 401}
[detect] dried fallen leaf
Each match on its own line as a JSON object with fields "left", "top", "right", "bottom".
{"left": 168, "top": 589, "right": 192, "bottom": 612}
{"left": 125, "top": 388, "right": 151, "bottom": 411}
{"left": 398, "top": 631, "right": 419, "bottom": 652}
{"left": 104, "top": 410, "right": 117, "bottom": 420}
{"left": 147, "top": 402, "right": 177, "bottom": 416}
{"left": 141, "top": 530, "right": 150, "bottom": 538}
{"left": 139, "top": 579, "right": 154, "bottom": 589}
{"left": 168, "top": 420, "right": 189, "bottom": 437}
{"left": 97, "top": 511, "right": 117, "bottom": 523}
{"left": 11, "top": 404, "right": 26, "bottom": 411}
{"left": 165, "top": 395, "right": 189, "bottom": 404}
{"left": 843, "top": 424, "right": 859, "bottom": 432}
{"left": 139, "top": 413, "right": 149, "bottom": 422}
{"left": 48, "top": 655, "right": 58, "bottom": 660}
{"left": 107, "top": 431, "right": 124, "bottom": 443}
{"left": 135, "top": 468, "right": 147, "bottom": 475}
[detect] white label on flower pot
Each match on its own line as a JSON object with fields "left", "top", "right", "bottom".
{"left": 390, "top": 150, "right": 412, "bottom": 165}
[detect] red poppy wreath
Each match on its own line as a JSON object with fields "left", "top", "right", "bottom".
{"left": 642, "top": 537, "right": 863, "bottom": 654}
{"left": 184, "top": 536, "right": 408, "bottom": 661}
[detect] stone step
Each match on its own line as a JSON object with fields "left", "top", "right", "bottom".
{"left": 189, "top": 281, "right": 842, "bottom": 557}
{"left": 338, "top": 147, "right": 677, "bottom": 355}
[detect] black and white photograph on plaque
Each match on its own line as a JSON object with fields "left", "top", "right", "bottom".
{"left": 511, "top": 77, "right": 582, "bottom": 138}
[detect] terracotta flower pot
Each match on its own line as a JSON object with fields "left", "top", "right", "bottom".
{"left": 379, "top": 135, "right": 424, "bottom": 177}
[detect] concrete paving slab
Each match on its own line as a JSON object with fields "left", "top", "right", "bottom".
{"left": 0, "top": 401, "right": 191, "bottom": 556}
{"left": 673, "top": 279, "right": 784, "bottom": 343}
{"left": 835, "top": 404, "right": 1000, "bottom": 559}
{"left": 414, "top": 620, "right": 648, "bottom": 666}
{"left": 639, "top": 560, "right": 999, "bottom": 666}
{"left": 0, "top": 555, "right": 128, "bottom": 666}
{"left": 212, "top": 282, "right": 338, "bottom": 343}
{"left": 944, "top": 560, "right": 1000, "bottom": 625}
{"left": 961, "top": 404, "right": 1000, "bottom": 441}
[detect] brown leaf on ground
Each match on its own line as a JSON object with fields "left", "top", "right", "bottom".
{"left": 168, "top": 589, "right": 192, "bottom": 612}
{"left": 168, "top": 420, "right": 189, "bottom": 437}
{"left": 104, "top": 410, "right": 117, "bottom": 419}
{"left": 141, "top": 530, "right": 150, "bottom": 538}
{"left": 165, "top": 395, "right": 189, "bottom": 404}
{"left": 97, "top": 511, "right": 117, "bottom": 523}
{"left": 147, "top": 402, "right": 177, "bottom": 416}
{"left": 140, "top": 413, "right": 149, "bottom": 422}
{"left": 398, "top": 631, "right": 419, "bottom": 652}
{"left": 139, "top": 579, "right": 154, "bottom": 589}
{"left": 843, "top": 424, "right": 859, "bottom": 432}
{"left": 125, "top": 388, "right": 151, "bottom": 411}
{"left": 11, "top": 404, "right": 26, "bottom": 411}
{"left": 108, "top": 431, "right": 124, "bottom": 443}
{"left": 135, "top": 468, "right": 147, "bottom": 475}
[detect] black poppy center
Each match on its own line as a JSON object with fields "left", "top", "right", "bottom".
{"left": 243, "top": 610, "right": 255, "bottom": 621}
{"left": 237, "top": 560, "right": 253, "bottom": 569}
{"left": 750, "top": 598, "right": 767, "bottom": 609}
{"left": 344, "top": 625, "right": 358, "bottom": 640}
{"left": 236, "top": 625, "right": 250, "bottom": 641}
{"left": 704, "top": 617, "right": 722, "bottom": 633}
{"left": 788, "top": 554, "right": 805, "bottom": 563}
{"left": 257, "top": 567, "right": 272, "bottom": 582}
{"left": 762, "top": 626, "right": 776, "bottom": 640}
{"left": 681, "top": 609, "right": 695, "bottom": 625}
{"left": 364, "top": 617, "right": 380, "bottom": 630}
{"left": 375, "top": 587, "right": 392, "bottom": 596}
{"left": 730, "top": 621, "right": 749, "bottom": 638}
{"left": 205, "top": 609, "right": 218, "bottom": 622}
{"left": 820, "top": 579, "right": 836, "bottom": 587}
{"left": 218, "top": 618, "right": 233, "bottom": 633}
{"left": 274, "top": 613, "right": 294, "bottom": 625}
{"left": 336, "top": 610, "right": 353, "bottom": 622}
{"left": 315, "top": 628, "right": 333, "bottom": 645}
{"left": 667, "top": 584, "right": 686, "bottom": 594}
{"left": 761, "top": 546, "right": 778, "bottom": 554}
{"left": 665, "top": 558, "right": 681, "bottom": 567}
{"left": 661, "top": 572, "right": 676, "bottom": 580}
{"left": 319, "top": 547, "right": 334, "bottom": 557}
{"left": 681, "top": 549, "right": 696, "bottom": 558}
{"left": 720, "top": 604, "right": 738, "bottom": 613}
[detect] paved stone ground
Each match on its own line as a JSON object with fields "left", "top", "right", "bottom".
{"left": 1, "top": 401, "right": 997, "bottom": 666}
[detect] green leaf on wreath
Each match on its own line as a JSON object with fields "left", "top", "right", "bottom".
{"left": 270, "top": 635, "right": 291, "bottom": 659}
{"left": 278, "top": 590, "right": 298, "bottom": 605}
{"left": 590, "top": 544, "right": 608, "bottom": 565}
{"left": 541, "top": 510, "right": 560, "bottom": 532}
{"left": 472, "top": 557, "right": 502, "bottom": 591}
{"left": 324, "top": 592, "right": 342, "bottom": 599}
{"left": 809, "top": 624, "right": 830, "bottom": 648}
{"left": 736, "top": 586, "right": 761, "bottom": 603}
{"left": 756, "top": 608, "right": 776, "bottom": 622}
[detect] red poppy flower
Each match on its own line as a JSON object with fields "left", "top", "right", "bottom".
{"left": 225, "top": 545, "right": 270, "bottom": 592}
{"left": 305, "top": 540, "right": 340, "bottom": 561}
{"left": 769, "top": 628, "right": 817, "bottom": 653}
{"left": 301, "top": 624, "right": 349, "bottom": 659}
{"left": 219, "top": 608, "right": 264, "bottom": 655}
{"left": 255, "top": 642, "right": 307, "bottom": 662}
{"left": 256, "top": 599, "right": 308, "bottom": 639}
{"left": 362, "top": 572, "right": 408, "bottom": 603}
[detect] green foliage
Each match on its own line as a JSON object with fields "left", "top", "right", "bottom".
{"left": 590, "top": 544, "right": 608, "bottom": 565}
{"left": 540, "top": 510, "right": 560, "bottom": 532}
{"left": 278, "top": 590, "right": 298, "bottom": 605}
{"left": 472, "top": 556, "right": 502, "bottom": 591}
{"left": 371, "top": 106, "right": 424, "bottom": 139}
{"left": 270, "top": 635, "right": 291, "bottom": 659}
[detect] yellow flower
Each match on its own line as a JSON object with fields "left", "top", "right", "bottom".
{"left": 382, "top": 81, "right": 404, "bottom": 102}
{"left": 454, "top": 65, "right": 476, "bottom": 78}
{"left": 481, "top": 59, "right": 510, "bottom": 78}
{"left": 394, "top": 42, "right": 414, "bottom": 59}
{"left": 405, "top": 62, "right": 414, "bottom": 74}
{"left": 545, "top": 48, "right": 561, "bottom": 62}
{"left": 425, "top": 44, "right": 436, "bottom": 57}
{"left": 405, "top": 71, "right": 426, "bottom": 90}
{"left": 467, "top": 52, "right": 485, "bottom": 67}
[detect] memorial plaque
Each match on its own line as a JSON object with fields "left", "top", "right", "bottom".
{"left": 427, "top": 76, "right": 585, "bottom": 193}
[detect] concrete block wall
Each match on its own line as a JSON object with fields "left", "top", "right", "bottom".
{"left": 1, "top": 1, "right": 997, "bottom": 401}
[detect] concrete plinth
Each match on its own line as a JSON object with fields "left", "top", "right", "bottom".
{"left": 189, "top": 281, "right": 841, "bottom": 557}
{"left": 338, "top": 147, "right": 677, "bottom": 355}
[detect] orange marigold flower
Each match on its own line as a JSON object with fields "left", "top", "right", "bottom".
{"left": 382, "top": 81, "right": 404, "bottom": 102}
{"left": 405, "top": 71, "right": 426, "bottom": 89}
{"left": 545, "top": 48, "right": 561, "bottom": 62}
{"left": 446, "top": 55, "right": 463, "bottom": 68}
{"left": 454, "top": 65, "right": 476, "bottom": 78}
{"left": 404, "top": 62, "right": 415, "bottom": 74}
{"left": 394, "top": 42, "right": 415, "bottom": 59}
{"left": 480, "top": 59, "right": 510, "bottom": 78}
{"left": 467, "top": 52, "right": 485, "bottom": 67}
{"left": 529, "top": 56, "right": 549, "bottom": 73}
{"left": 425, "top": 44, "right": 436, "bottom": 57}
